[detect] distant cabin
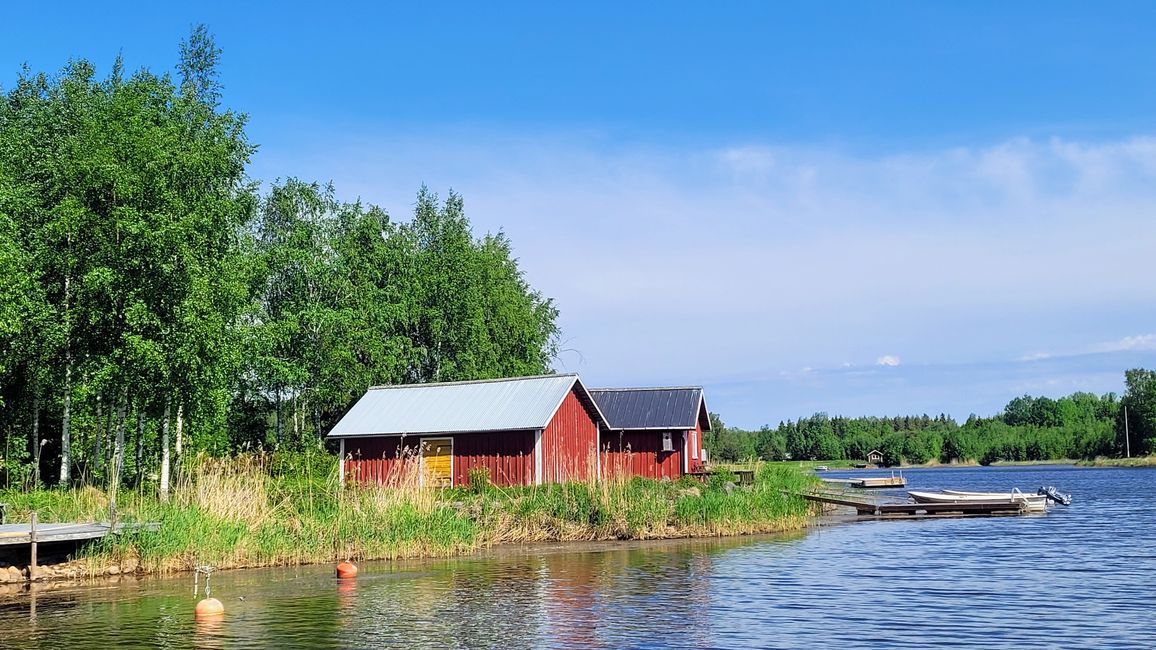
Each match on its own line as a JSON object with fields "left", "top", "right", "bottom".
{"left": 590, "top": 386, "right": 712, "bottom": 480}
{"left": 866, "top": 449, "right": 884, "bottom": 465}
{"left": 328, "top": 374, "right": 608, "bottom": 487}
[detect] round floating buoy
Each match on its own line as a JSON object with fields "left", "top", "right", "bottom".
{"left": 336, "top": 560, "right": 358, "bottom": 579}
{"left": 195, "top": 597, "right": 225, "bottom": 618}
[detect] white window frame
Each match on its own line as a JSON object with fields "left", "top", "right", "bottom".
{"left": 534, "top": 429, "right": 544, "bottom": 485}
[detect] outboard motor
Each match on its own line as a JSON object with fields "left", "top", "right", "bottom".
{"left": 1038, "top": 486, "right": 1072, "bottom": 506}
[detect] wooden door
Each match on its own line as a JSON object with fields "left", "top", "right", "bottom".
{"left": 421, "top": 437, "right": 453, "bottom": 487}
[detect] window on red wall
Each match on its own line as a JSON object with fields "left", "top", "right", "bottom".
{"left": 691, "top": 431, "right": 698, "bottom": 459}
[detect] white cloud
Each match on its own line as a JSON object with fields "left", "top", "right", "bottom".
{"left": 1092, "top": 334, "right": 1156, "bottom": 353}
{"left": 1019, "top": 334, "right": 1156, "bottom": 362}
{"left": 249, "top": 132, "right": 1156, "bottom": 422}
{"left": 876, "top": 355, "right": 902, "bottom": 367}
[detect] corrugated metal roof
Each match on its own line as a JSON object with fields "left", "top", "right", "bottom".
{"left": 589, "top": 387, "right": 707, "bottom": 430}
{"left": 328, "top": 374, "right": 607, "bottom": 438}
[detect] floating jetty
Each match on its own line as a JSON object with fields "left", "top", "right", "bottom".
{"left": 801, "top": 491, "right": 1030, "bottom": 518}
{"left": 820, "top": 473, "right": 907, "bottom": 489}
{"left": 0, "top": 521, "right": 156, "bottom": 547}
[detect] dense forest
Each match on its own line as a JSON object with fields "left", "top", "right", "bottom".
{"left": 704, "top": 368, "right": 1156, "bottom": 465}
{"left": 0, "top": 28, "right": 559, "bottom": 492}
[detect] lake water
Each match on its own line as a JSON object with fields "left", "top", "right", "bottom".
{"left": 1, "top": 465, "right": 1153, "bottom": 649}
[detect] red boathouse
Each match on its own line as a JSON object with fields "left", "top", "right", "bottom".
{"left": 590, "top": 386, "right": 712, "bottom": 480}
{"left": 329, "top": 374, "right": 609, "bottom": 487}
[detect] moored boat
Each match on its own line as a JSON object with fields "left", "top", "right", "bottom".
{"left": 943, "top": 487, "right": 1072, "bottom": 506}
{"left": 908, "top": 489, "right": 1049, "bottom": 512}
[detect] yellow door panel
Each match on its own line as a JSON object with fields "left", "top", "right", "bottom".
{"left": 421, "top": 438, "right": 453, "bottom": 487}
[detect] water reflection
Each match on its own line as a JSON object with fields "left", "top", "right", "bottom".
{"left": 2, "top": 466, "right": 1154, "bottom": 648}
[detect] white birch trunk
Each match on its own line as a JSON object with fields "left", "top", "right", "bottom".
{"left": 109, "top": 392, "right": 127, "bottom": 518}
{"left": 275, "top": 389, "right": 284, "bottom": 444}
{"left": 134, "top": 407, "right": 144, "bottom": 485}
{"left": 60, "top": 356, "right": 72, "bottom": 485}
{"left": 31, "top": 392, "right": 40, "bottom": 487}
{"left": 159, "top": 396, "right": 171, "bottom": 502}
{"left": 93, "top": 399, "right": 104, "bottom": 476}
{"left": 175, "top": 403, "right": 184, "bottom": 458}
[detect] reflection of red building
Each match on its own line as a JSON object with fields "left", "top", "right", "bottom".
{"left": 542, "top": 552, "right": 600, "bottom": 647}
{"left": 329, "top": 374, "right": 608, "bottom": 487}
{"left": 591, "top": 387, "right": 712, "bottom": 480}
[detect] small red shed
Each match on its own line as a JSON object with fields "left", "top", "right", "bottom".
{"left": 329, "top": 374, "right": 609, "bottom": 487}
{"left": 590, "top": 386, "right": 712, "bottom": 480}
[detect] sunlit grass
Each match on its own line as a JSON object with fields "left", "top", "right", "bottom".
{"left": 0, "top": 453, "right": 817, "bottom": 575}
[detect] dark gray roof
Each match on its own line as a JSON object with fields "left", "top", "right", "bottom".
{"left": 589, "top": 387, "right": 710, "bottom": 431}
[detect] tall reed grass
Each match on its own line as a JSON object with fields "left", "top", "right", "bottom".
{"left": 0, "top": 452, "right": 816, "bottom": 576}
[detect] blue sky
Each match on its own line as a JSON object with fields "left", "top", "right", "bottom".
{"left": 4, "top": 3, "right": 1155, "bottom": 427}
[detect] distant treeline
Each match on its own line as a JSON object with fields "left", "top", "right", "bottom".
{"left": 705, "top": 368, "right": 1156, "bottom": 465}
{"left": 0, "top": 28, "right": 557, "bottom": 492}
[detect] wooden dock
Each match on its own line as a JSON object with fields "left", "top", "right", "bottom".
{"left": 820, "top": 474, "right": 907, "bottom": 489}
{"left": 0, "top": 521, "right": 157, "bottom": 547}
{"left": 801, "top": 491, "right": 1027, "bottom": 517}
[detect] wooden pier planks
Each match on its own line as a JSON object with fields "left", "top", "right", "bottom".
{"left": 801, "top": 491, "right": 1028, "bottom": 517}
{"left": 0, "top": 522, "right": 158, "bottom": 547}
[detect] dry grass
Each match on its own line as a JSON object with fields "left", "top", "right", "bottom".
{"left": 1, "top": 452, "right": 815, "bottom": 578}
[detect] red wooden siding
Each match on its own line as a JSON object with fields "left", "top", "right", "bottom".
{"left": 343, "top": 431, "right": 535, "bottom": 487}
{"left": 540, "top": 388, "right": 600, "bottom": 483}
{"left": 453, "top": 430, "right": 534, "bottom": 487}
{"left": 343, "top": 437, "right": 407, "bottom": 485}
{"left": 600, "top": 430, "right": 683, "bottom": 480}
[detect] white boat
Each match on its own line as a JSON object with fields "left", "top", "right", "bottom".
{"left": 908, "top": 489, "right": 1049, "bottom": 512}
{"left": 943, "top": 487, "right": 1073, "bottom": 506}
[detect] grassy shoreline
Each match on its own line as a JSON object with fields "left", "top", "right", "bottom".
{"left": 727, "top": 457, "right": 1141, "bottom": 471}
{"left": 1075, "top": 455, "right": 1156, "bottom": 468}
{"left": 0, "top": 454, "right": 816, "bottom": 582}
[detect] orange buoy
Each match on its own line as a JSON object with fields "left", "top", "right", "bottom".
{"left": 336, "top": 560, "right": 358, "bottom": 579}
{"left": 195, "top": 597, "right": 225, "bottom": 618}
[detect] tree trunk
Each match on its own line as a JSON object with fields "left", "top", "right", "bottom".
{"left": 134, "top": 406, "right": 145, "bottom": 486}
{"left": 104, "top": 404, "right": 114, "bottom": 475}
{"left": 60, "top": 356, "right": 72, "bottom": 485}
{"left": 174, "top": 403, "right": 184, "bottom": 478}
{"left": 93, "top": 399, "right": 104, "bottom": 479}
{"left": 59, "top": 269, "right": 73, "bottom": 486}
{"left": 31, "top": 390, "right": 41, "bottom": 488}
{"left": 108, "top": 391, "right": 127, "bottom": 519}
{"left": 275, "top": 389, "right": 284, "bottom": 444}
{"left": 159, "top": 396, "right": 171, "bottom": 502}
{"left": 292, "top": 394, "right": 299, "bottom": 441}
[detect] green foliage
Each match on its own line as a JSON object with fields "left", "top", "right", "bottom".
{"left": 704, "top": 388, "right": 1132, "bottom": 465}
{"left": 467, "top": 466, "right": 492, "bottom": 494}
{"left": 0, "top": 30, "right": 561, "bottom": 490}
{"left": 1122, "top": 368, "right": 1156, "bottom": 456}
{"left": 706, "top": 467, "right": 738, "bottom": 490}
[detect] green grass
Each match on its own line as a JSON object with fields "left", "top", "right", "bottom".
{"left": 1076, "top": 455, "right": 1156, "bottom": 467}
{"left": 0, "top": 454, "right": 817, "bottom": 576}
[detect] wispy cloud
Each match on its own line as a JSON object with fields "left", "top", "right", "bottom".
{"left": 1019, "top": 333, "right": 1156, "bottom": 362}
{"left": 1091, "top": 334, "right": 1156, "bottom": 353}
{"left": 250, "top": 132, "right": 1156, "bottom": 425}
{"left": 876, "top": 355, "right": 902, "bottom": 367}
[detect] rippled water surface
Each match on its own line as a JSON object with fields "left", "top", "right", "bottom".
{"left": 2, "top": 465, "right": 1153, "bottom": 649}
